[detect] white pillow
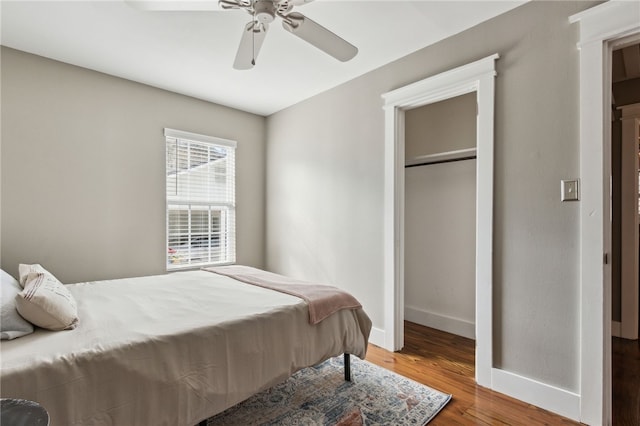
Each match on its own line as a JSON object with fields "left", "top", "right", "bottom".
{"left": 0, "top": 269, "right": 35, "bottom": 340}
{"left": 16, "top": 264, "right": 79, "bottom": 331}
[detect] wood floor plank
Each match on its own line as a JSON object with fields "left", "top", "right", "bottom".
{"left": 367, "top": 322, "right": 640, "bottom": 426}
{"left": 367, "top": 321, "right": 640, "bottom": 425}
{"left": 365, "top": 322, "right": 584, "bottom": 425}
{"left": 612, "top": 336, "right": 640, "bottom": 426}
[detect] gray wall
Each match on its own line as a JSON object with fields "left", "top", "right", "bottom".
{"left": 266, "top": 0, "right": 596, "bottom": 392}
{"left": 405, "top": 93, "right": 476, "bottom": 158}
{"left": 404, "top": 94, "right": 476, "bottom": 337}
{"left": 613, "top": 77, "right": 640, "bottom": 106}
{"left": 1, "top": 47, "right": 266, "bottom": 283}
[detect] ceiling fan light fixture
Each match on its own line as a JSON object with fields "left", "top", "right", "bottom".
{"left": 254, "top": 0, "right": 276, "bottom": 24}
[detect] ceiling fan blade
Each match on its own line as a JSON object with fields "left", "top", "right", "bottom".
{"left": 125, "top": 0, "right": 221, "bottom": 11}
{"left": 219, "top": 0, "right": 250, "bottom": 10}
{"left": 282, "top": 12, "right": 357, "bottom": 62}
{"left": 234, "top": 21, "right": 268, "bottom": 70}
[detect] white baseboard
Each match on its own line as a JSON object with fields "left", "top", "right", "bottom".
{"left": 370, "top": 322, "right": 581, "bottom": 421}
{"left": 491, "top": 368, "right": 580, "bottom": 421}
{"left": 612, "top": 320, "right": 621, "bottom": 337}
{"left": 405, "top": 305, "right": 475, "bottom": 339}
{"left": 368, "top": 326, "right": 386, "bottom": 348}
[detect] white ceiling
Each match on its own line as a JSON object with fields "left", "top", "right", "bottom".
{"left": 1, "top": 0, "right": 524, "bottom": 116}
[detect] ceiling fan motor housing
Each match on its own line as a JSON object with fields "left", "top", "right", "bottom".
{"left": 254, "top": 0, "right": 276, "bottom": 23}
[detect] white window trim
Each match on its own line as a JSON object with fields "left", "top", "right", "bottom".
{"left": 164, "top": 128, "right": 237, "bottom": 149}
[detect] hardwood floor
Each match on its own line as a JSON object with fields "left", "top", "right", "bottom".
{"left": 365, "top": 321, "right": 582, "bottom": 425}
{"left": 612, "top": 336, "right": 640, "bottom": 426}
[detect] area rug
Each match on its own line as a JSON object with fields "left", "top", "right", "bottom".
{"left": 205, "top": 356, "right": 451, "bottom": 425}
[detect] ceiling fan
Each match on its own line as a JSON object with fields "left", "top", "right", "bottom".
{"left": 128, "top": 0, "right": 358, "bottom": 70}
{"left": 221, "top": 0, "right": 358, "bottom": 70}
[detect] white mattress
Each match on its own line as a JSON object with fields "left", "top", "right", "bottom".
{"left": 0, "top": 270, "right": 371, "bottom": 425}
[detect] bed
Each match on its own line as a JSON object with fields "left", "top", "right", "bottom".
{"left": 0, "top": 266, "right": 372, "bottom": 426}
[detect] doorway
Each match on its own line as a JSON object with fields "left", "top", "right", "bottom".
{"left": 611, "top": 41, "right": 640, "bottom": 425}
{"left": 611, "top": 42, "right": 640, "bottom": 341}
{"left": 381, "top": 54, "right": 498, "bottom": 388}
{"left": 403, "top": 93, "right": 477, "bottom": 342}
{"left": 570, "top": 1, "right": 640, "bottom": 423}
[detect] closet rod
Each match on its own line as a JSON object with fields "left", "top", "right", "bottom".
{"left": 405, "top": 147, "right": 476, "bottom": 168}
{"left": 405, "top": 155, "right": 476, "bottom": 168}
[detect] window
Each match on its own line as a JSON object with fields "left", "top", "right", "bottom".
{"left": 165, "top": 128, "right": 236, "bottom": 269}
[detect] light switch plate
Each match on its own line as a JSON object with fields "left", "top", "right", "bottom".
{"left": 561, "top": 179, "right": 579, "bottom": 202}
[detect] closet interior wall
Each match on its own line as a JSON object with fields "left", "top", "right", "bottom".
{"left": 404, "top": 92, "right": 478, "bottom": 339}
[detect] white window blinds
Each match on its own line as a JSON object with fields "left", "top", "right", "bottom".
{"left": 165, "top": 128, "right": 236, "bottom": 269}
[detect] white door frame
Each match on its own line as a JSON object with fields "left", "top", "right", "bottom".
{"left": 570, "top": 2, "right": 640, "bottom": 424}
{"left": 381, "top": 54, "right": 498, "bottom": 387}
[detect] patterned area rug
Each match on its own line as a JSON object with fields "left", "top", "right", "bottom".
{"left": 206, "top": 356, "right": 451, "bottom": 425}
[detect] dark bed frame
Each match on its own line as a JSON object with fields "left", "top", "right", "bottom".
{"left": 197, "top": 353, "right": 351, "bottom": 426}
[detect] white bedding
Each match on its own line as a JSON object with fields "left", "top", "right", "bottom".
{"left": 0, "top": 270, "right": 371, "bottom": 425}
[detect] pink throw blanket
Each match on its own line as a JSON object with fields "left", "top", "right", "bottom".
{"left": 202, "top": 265, "right": 362, "bottom": 324}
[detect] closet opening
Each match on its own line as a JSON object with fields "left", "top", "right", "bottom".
{"left": 403, "top": 93, "right": 477, "bottom": 344}
{"left": 382, "top": 54, "right": 497, "bottom": 387}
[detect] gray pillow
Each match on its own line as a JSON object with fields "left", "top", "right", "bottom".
{"left": 1, "top": 269, "right": 34, "bottom": 340}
